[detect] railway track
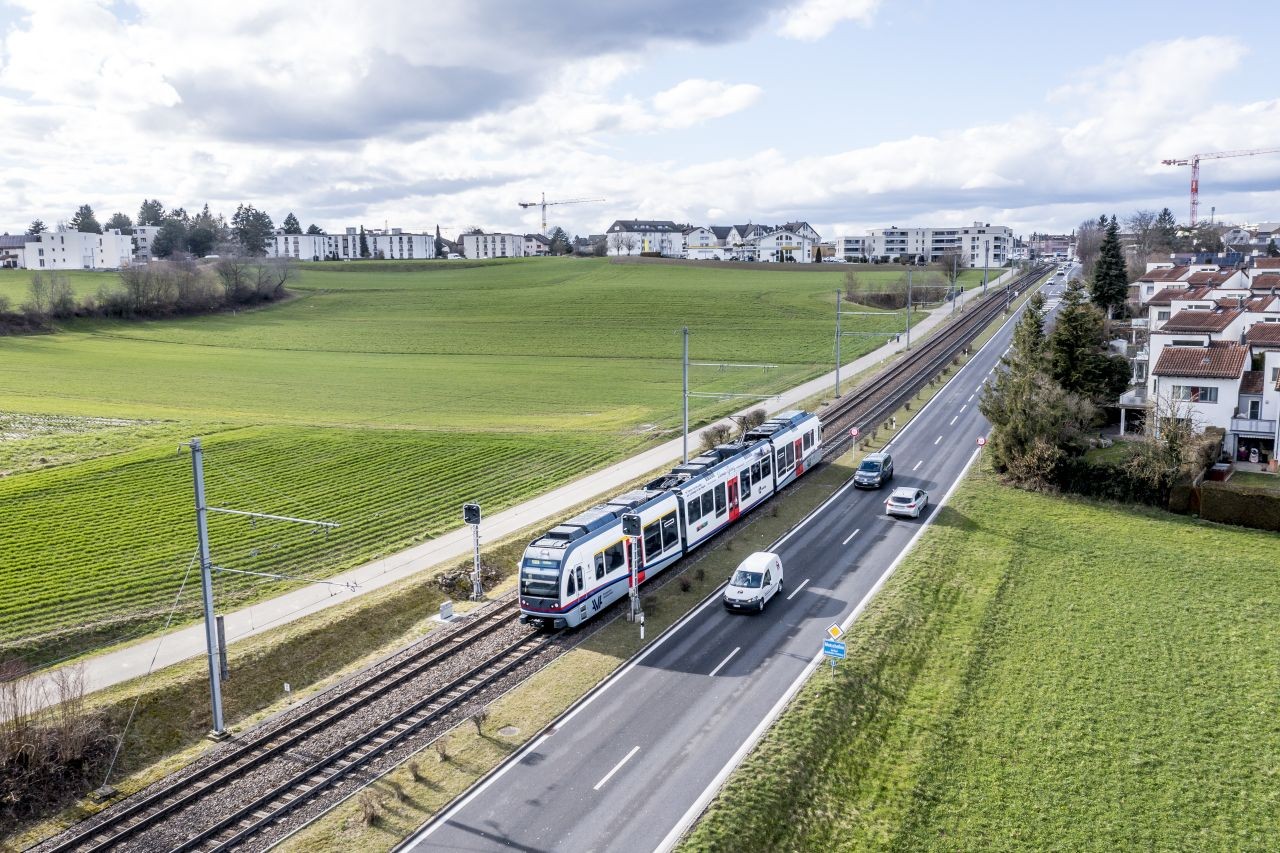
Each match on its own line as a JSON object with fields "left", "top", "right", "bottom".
{"left": 821, "top": 263, "right": 1053, "bottom": 451}
{"left": 40, "top": 598, "right": 550, "bottom": 853}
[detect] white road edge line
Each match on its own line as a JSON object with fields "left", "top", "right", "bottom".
{"left": 708, "top": 647, "right": 740, "bottom": 678}
{"left": 840, "top": 528, "right": 861, "bottom": 546}
{"left": 593, "top": 745, "right": 640, "bottom": 791}
{"left": 408, "top": 279, "right": 1041, "bottom": 847}
{"left": 656, "top": 443, "right": 987, "bottom": 853}
{"left": 786, "top": 579, "right": 810, "bottom": 601}
{"left": 913, "top": 460, "right": 922, "bottom": 471}
{"left": 949, "top": 415, "right": 958, "bottom": 426}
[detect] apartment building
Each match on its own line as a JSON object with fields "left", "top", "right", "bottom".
{"left": 462, "top": 231, "right": 527, "bottom": 259}
{"left": 866, "top": 222, "right": 1012, "bottom": 266}
{"left": 268, "top": 227, "right": 436, "bottom": 261}
{"left": 23, "top": 228, "right": 133, "bottom": 270}
{"left": 605, "top": 220, "right": 686, "bottom": 257}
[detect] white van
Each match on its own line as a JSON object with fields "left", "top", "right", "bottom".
{"left": 723, "top": 551, "right": 784, "bottom": 613}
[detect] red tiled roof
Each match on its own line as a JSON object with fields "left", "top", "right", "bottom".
{"left": 1139, "top": 265, "right": 1189, "bottom": 282}
{"left": 1152, "top": 341, "right": 1248, "bottom": 379}
{"left": 1216, "top": 295, "right": 1275, "bottom": 312}
{"left": 1186, "top": 270, "right": 1233, "bottom": 285}
{"left": 1161, "top": 307, "right": 1241, "bottom": 333}
{"left": 1250, "top": 272, "right": 1280, "bottom": 291}
{"left": 1253, "top": 258, "right": 1280, "bottom": 270}
{"left": 1241, "top": 371, "right": 1264, "bottom": 395}
{"left": 1147, "top": 284, "right": 1215, "bottom": 306}
{"left": 1245, "top": 323, "right": 1280, "bottom": 346}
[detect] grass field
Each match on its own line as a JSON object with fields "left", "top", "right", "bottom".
{"left": 683, "top": 469, "right": 1280, "bottom": 851}
{"left": 0, "top": 258, "right": 997, "bottom": 666}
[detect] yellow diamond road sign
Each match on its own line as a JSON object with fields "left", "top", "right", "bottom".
{"left": 826, "top": 623, "right": 843, "bottom": 640}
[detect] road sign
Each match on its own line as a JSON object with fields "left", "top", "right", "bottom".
{"left": 849, "top": 427, "right": 860, "bottom": 439}
{"left": 826, "top": 623, "right": 843, "bottom": 640}
{"left": 822, "top": 639, "right": 847, "bottom": 659}
{"left": 976, "top": 436, "right": 988, "bottom": 447}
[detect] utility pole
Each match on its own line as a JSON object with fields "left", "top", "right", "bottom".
{"left": 905, "top": 269, "right": 912, "bottom": 349}
{"left": 682, "top": 327, "right": 690, "bottom": 463}
{"left": 982, "top": 240, "right": 990, "bottom": 295}
{"left": 189, "top": 438, "right": 227, "bottom": 740}
{"left": 834, "top": 289, "right": 842, "bottom": 397}
{"left": 463, "top": 503, "right": 483, "bottom": 600}
{"left": 183, "top": 438, "right": 340, "bottom": 741}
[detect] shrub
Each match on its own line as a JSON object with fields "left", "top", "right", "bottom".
{"left": 1199, "top": 482, "right": 1280, "bottom": 531}
{"left": 700, "top": 424, "right": 732, "bottom": 452}
{"left": 358, "top": 791, "right": 382, "bottom": 825}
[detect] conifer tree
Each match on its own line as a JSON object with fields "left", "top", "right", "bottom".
{"left": 359, "top": 226, "right": 370, "bottom": 258}
{"left": 137, "top": 199, "right": 165, "bottom": 226}
{"left": 69, "top": 204, "right": 102, "bottom": 234}
{"left": 282, "top": 213, "right": 302, "bottom": 235}
{"left": 1089, "top": 216, "right": 1128, "bottom": 317}
{"left": 1050, "top": 277, "right": 1131, "bottom": 401}
{"left": 27, "top": 219, "right": 47, "bottom": 235}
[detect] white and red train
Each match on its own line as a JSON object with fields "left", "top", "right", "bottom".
{"left": 519, "top": 410, "right": 823, "bottom": 629}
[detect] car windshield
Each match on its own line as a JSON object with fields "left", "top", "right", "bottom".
{"left": 858, "top": 460, "right": 881, "bottom": 472}
{"left": 889, "top": 495, "right": 914, "bottom": 504}
{"left": 730, "top": 570, "right": 763, "bottom": 588}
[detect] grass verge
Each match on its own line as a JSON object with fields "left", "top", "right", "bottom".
{"left": 680, "top": 463, "right": 1280, "bottom": 851}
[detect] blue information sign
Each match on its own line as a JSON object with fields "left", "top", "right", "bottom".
{"left": 822, "top": 639, "right": 847, "bottom": 659}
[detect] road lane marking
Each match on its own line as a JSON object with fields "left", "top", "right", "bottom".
{"left": 913, "top": 460, "right": 922, "bottom": 471}
{"left": 841, "top": 528, "right": 861, "bottom": 545}
{"left": 594, "top": 745, "right": 640, "bottom": 791}
{"left": 960, "top": 404, "right": 967, "bottom": 412}
{"left": 949, "top": 416, "right": 958, "bottom": 426}
{"left": 786, "top": 579, "right": 810, "bottom": 600}
{"left": 966, "top": 393, "right": 974, "bottom": 402}
{"left": 708, "top": 647, "right": 740, "bottom": 678}
{"left": 934, "top": 435, "right": 943, "bottom": 445}
{"left": 975, "top": 384, "right": 983, "bottom": 393}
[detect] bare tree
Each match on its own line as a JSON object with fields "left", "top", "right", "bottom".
{"left": 936, "top": 251, "right": 962, "bottom": 289}
{"left": 1126, "top": 209, "right": 1159, "bottom": 257}
{"left": 1075, "top": 218, "right": 1104, "bottom": 278}
{"left": 622, "top": 234, "right": 637, "bottom": 256}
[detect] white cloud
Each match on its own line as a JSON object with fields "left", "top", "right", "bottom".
{"left": 651, "top": 79, "right": 763, "bottom": 127}
{"left": 778, "top": 0, "right": 881, "bottom": 41}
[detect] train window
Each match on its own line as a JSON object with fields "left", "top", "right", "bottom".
{"left": 751, "top": 462, "right": 761, "bottom": 481}
{"left": 803, "top": 431, "right": 813, "bottom": 450}
{"left": 576, "top": 566, "right": 583, "bottom": 591}
{"left": 643, "top": 521, "right": 662, "bottom": 560}
{"left": 762, "top": 455, "right": 772, "bottom": 478}
{"left": 701, "top": 491, "right": 714, "bottom": 518}
{"left": 714, "top": 483, "right": 726, "bottom": 516}
{"left": 688, "top": 495, "right": 702, "bottom": 523}
{"left": 740, "top": 471, "right": 751, "bottom": 498}
{"left": 661, "top": 512, "right": 679, "bottom": 550}
{"left": 786, "top": 443, "right": 795, "bottom": 467}
{"left": 606, "top": 541, "right": 626, "bottom": 572}
{"left": 595, "top": 552, "right": 606, "bottom": 580}
{"left": 567, "top": 570, "right": 576, "bottom": 595}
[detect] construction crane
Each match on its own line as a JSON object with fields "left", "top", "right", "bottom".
{"left": 1161, "top": 147, "right": 1280, "bottom": 224}
{"left": 517, "top": 193, "right": 605, "bottom": 233}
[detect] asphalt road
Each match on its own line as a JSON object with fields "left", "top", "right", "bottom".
{"left": 405, "top": 278, "right": 1061, "bottom": 853}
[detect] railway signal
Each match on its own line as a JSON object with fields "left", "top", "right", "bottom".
{"left": 463, "top": 503, "right": 484, "bottom": 601}
{"left": 849, "top": 427, "right": 860, "bottom": 439}
{"left": 622, "top": 513, "right": 644, "bottom": 637}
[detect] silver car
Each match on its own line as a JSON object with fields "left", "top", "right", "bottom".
{"left": 884, "top": 486, "right": 929, "bottom": 519}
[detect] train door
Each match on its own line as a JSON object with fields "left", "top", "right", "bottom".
{"left": 794, "top": 438, "right": 805, "bottom": 476}
{"left": 727, "top": 478, "right": 740, "bottom": 522}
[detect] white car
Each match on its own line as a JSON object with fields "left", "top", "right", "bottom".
{"left": 723, "top": 551, "right": 784, "bottom": 613}
{"left": 885, "top": 486, "right": 929, "bottom": 518}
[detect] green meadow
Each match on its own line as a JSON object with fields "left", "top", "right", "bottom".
{"left": 0, "top": 259, "right": 992, "bottom": 665}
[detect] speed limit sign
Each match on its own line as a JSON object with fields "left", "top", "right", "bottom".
{"left": 976, "top": 436, "right": 988, "bottom": 447}
{"left": 850, "top": 427, "right": 860, "bottom": 439}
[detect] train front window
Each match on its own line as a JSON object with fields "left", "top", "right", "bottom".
{"left": 521, "top": 570, "right": 560, "bottom": 598}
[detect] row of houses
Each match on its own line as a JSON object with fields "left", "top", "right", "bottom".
{"left": 603, "top": 219, "right": 1012, "bottom": 266}
{"left": 1119, "top": 256, "right": 1280, "bottom": 466}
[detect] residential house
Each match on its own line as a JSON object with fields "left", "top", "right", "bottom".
{"left": 23, "top": 228, "right": 132, "bottom": 270}
{"left": 605, "top": 220, "right": 686, "bottom": 256}
{"left": 524, "top": 233, "right": 552, "bottom": 256}
{"left": 0, "top": 234, "right": 27, "bottom": 269}
{"left": 834, "top": 235, "right": 869, "bottom": 260}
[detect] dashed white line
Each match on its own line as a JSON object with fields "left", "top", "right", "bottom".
{"left": 786, "top": 578, "right": 810, "bottom": 600}
{"left": 708, "top": 647, "right": 740, "bottom": 678}
{"left": 949, "top": 415, "right": 958, "bottom": 426}
{"left": 913, "top": 460, "right": 923, "bottom": 471}
{"left": 934, "top": 435, "right": 943, "bottom": 445}
{"left": 960, "top": 404, "right": 967, "bottom": 412}
{"left": 966, "top": 393, "right": 974, "bottom": 402}
{"left": 975, "top": 384, "right": 983, "bottom": 393}
{"left": 841, "top": 528, "right": 861, "bottom": 546}
{"left": 594, "top": 746, "right": 640, "bottom": 791}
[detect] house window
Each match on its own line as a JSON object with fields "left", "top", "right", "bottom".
{"left": 1156, "top": 310, "right": 1170, "bottom": 322}
{"left": 1271, "top": 367, "right": 1280, "bottom": 383}
{"left": 1170, "top": 385, "right": 1218, "bottom": 403}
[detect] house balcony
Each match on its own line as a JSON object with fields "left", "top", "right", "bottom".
{"left": 1119, "top": 387, "right": 1148, "bottom": 408}
{"left": 1230, "top": 417, "right": 1277, "bottom": 437}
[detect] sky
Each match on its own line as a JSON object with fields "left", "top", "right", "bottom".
{"left": 1, "top": 0, "right": 1278, "bottom": 241}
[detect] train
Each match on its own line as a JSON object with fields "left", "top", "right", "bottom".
{"left": 518, "top": 410, "right": 824, "bottom": 629}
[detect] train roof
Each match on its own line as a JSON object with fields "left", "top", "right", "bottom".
{"left": 744, "top": 410, "right": 813, "bottom": 440}
{"left": 531, "top": 489, "right": 666, "bottom": 549}
{"left": 644, "top": 439, "right": 770, "bottom": 491}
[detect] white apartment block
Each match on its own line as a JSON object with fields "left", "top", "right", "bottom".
{"left": 462, "top": 232, "right": 527, "bottom": 259}
{"left": 606, "top": 220, "right": 685, "bottom": 257}
{"left": 866, "top": 222, "right": 1012, "bottom": 266}
{"left": 133, "top": 225, "right": 161, "bottom": 261}
{"left": 268, "top": 227, "right": 436, "bottom": 261}
{"left": 834, "top": 235, "right": 869, "bottom": 259}
{"left": 24, "top": 229, "right": 133, "bottom": 270}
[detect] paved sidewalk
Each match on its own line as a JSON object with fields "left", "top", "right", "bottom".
{"left": 16, "top": 271, "right": 1010, "bottom": 712}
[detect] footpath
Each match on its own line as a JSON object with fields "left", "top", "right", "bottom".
{"left": 18, "top": 272, "right": 1010, "bottom": 711}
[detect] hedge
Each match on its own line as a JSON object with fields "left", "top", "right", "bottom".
{"left": 1199, "top": 481, "right": 1280, "bottom": 532}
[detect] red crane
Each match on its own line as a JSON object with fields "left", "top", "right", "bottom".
{"left": 1161, "top": 147, "right": 1280, "bottom": 225}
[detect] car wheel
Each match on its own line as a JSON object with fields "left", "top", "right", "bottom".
{"left": 758, "top": 599, "right": 765, "bottom": 613}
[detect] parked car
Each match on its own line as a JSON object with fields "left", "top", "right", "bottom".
{"left": 723, "top": 551, "right": 784, "bottom": 612}
{"left": 885, "top": 486, "right": 929, "bottom": 518}
{"left": 854, "top": 452, "right": 894, "bottom": 488}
